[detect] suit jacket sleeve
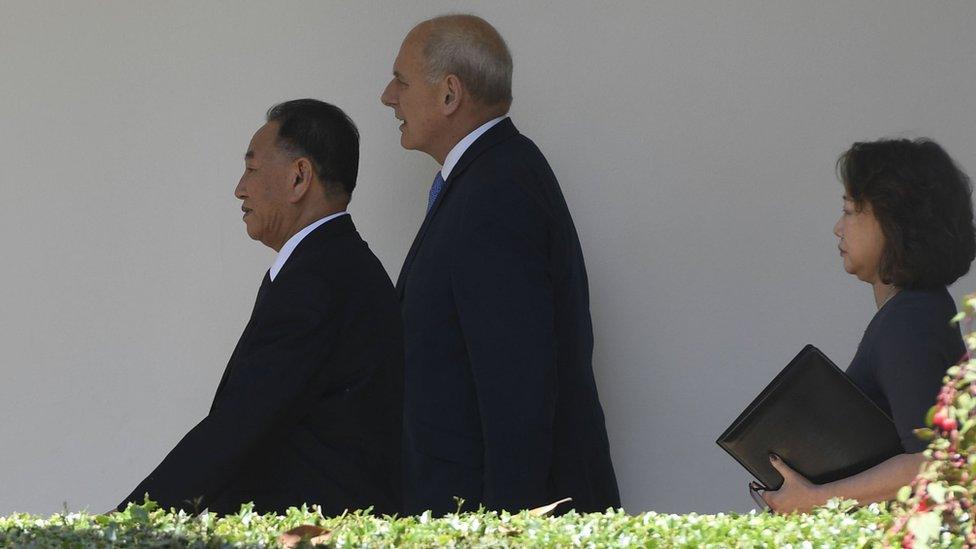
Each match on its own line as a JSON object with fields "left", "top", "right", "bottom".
{"left": 450, "top": 180, "right": 557, "bottom": 511}
{"left": 118, "top": 278, "right": 338, "bottom": 511}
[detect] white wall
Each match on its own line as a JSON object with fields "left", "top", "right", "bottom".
{"left": 1, "top": 0, "right": 975, "bottom": 516}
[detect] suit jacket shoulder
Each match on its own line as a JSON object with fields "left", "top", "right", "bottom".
{"left": 270, "top": 215, "right": 393, "bottom": 311}
{"left": 449, "top": 123, "right": 561, "bottom": 235}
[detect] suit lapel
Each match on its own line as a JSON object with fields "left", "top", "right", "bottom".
{"left": 253, "top": 270, "right": 272, "bottom": 309}
{"left": 396, "top": 193, "right": 443, "bottom": 297}
{"left": 211, "top": 270, "right": 271, "bottom": 408}
{"left": 211, "top": 215, "right": 358, "bottom": 407}
{"left": 396, "top": 118, "right": 520, "bottom": 299}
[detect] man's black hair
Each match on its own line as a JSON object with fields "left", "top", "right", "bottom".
{"left": 266, "top": 99, "right": 359, "bottom": 197}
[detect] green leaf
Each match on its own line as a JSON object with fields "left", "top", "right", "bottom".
{"left": 925, "top": 405, "right": 938, "bottom": 427}
{"left": 914, "top": 427, "right": 936, "bottom": 441}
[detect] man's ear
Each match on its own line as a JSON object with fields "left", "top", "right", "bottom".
{"left": 289, "top": 158, "right": 314, "bottom": 203}
{"left": 442, "top": 74, "right": 462, "bottom": 116}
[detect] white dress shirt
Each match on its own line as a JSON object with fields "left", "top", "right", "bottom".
{"left": 269, "top": 211, "right": 348, "bottom": 281}
{"left": 440, "top": 116, "right": 507, "bottom": 180}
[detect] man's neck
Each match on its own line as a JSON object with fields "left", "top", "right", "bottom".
{"left": 270, "top": 205, "right": 347, "bottom": 252}
{"left": 430, "top": 111, "right": 507, "bottom": 165}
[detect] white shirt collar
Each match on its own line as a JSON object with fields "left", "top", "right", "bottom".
{"left": 440, "top": 116, "right": 507, "bottom": 181}
{"left": 269, "top": 211, "right": 348, "bottom": 281}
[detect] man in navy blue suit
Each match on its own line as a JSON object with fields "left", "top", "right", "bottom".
{"left": 381, "top": 15, "right": 620, "bottom": 515}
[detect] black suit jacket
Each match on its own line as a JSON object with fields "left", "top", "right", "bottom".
{"left": 398, "top": 118, "right": 620, "bottom": 515}
{"left": 119, "top": 215, "right": 404, "bottom": 516}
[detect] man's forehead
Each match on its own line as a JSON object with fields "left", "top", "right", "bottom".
{"left": 392, "top": 48, "right": 408, "bottom": 73}
{"left": 395, "top": 31, "right": 425, "bottom": 68}
{"left": 246, "top": 122, "right": 278, "bottom": 157}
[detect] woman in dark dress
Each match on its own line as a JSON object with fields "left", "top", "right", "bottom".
{"left": 763, "top": 138, "right": 976, "bottom": 513}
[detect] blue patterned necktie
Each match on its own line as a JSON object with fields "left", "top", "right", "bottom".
{"left": 427, "top": 171, "right": 446, "bottom": 213}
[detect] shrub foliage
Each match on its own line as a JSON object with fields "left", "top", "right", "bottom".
{"left": 0, "top": 498, "right": 891, "bottom": 547}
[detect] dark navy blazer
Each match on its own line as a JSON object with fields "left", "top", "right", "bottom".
{"left": 119, "top": 215, "right": 404, "bottom": 516}
{"left": 398, "top": 118, "right": 620, "bottom": 515}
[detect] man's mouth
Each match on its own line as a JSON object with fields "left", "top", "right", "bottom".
{"left": 242, "top": 206, "right": 252, "bottom": 219}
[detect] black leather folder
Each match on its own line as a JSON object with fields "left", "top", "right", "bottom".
{"left": 716, "top": 345, "right": 904, "bottom": 490}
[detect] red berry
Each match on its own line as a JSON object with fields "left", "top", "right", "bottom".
{"left": 944, "top": 418, "right": 958, "bottom": 431}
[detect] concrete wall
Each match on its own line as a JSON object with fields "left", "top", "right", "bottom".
{"left": 1, "top": 0, "right": 975, "bottom": 515}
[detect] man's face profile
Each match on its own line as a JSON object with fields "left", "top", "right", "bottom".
{"left": 381, "top": 28, "right": 444, "bottom": 155}
{"left": 235, "top": 122, "right": 295, "bottom": 250}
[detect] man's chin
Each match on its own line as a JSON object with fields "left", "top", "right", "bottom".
{"left": 399, "top": 132, "right": 418, "bottom": 151}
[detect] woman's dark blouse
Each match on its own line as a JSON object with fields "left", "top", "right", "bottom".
{"left": 846, "top": 287, "right": 965, "bottom": 453}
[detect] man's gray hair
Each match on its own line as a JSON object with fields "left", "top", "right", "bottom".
{"left": 420, "top": 15, "right": 513, "bottom": 108}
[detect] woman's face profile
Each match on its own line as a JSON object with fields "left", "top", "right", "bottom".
{"left": 833, "top": 196, "right": 886, "bottom": 284}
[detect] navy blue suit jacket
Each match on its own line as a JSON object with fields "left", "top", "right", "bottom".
{"left": 119, "top": 215, "right": 404, "bottom": 516}
{"left": 398, "top": 118, "right": 620, "bottom": 515}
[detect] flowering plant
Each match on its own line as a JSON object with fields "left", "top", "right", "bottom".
{"left": 887, "top": 294, "right": 976, "bottom": 548}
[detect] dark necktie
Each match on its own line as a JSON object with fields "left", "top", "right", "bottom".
{"left": 427, "top": 171, "right": 446, "bottom": 213}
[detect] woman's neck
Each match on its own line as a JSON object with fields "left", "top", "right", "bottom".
{"left": 872, "top": 281, "right": 899, "bottom": 309}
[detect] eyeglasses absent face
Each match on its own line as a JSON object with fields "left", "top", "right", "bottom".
{"left": 833, "top": 195, "right": 886, "bottom": 285}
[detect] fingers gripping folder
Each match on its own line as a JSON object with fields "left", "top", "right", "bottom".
{"left": 717, "top": 345, "right": 903, "bottom": 493}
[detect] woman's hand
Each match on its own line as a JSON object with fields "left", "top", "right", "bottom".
{"left": 761, "top": 454, "right": 826, "bottom": 514}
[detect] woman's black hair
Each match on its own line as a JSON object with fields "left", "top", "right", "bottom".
{"left": 837, "top": 138, "right": 976, "bottom": 289}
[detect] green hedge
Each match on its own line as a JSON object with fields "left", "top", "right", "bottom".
{"left": 0, "top": 499, "right": 895, "bottom": 548}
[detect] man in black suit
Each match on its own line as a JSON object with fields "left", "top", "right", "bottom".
{"left": 117, "top": 99, "right": 404, "bottom": 516}
{"left": 381, "top": 15, "right": 620, "bottom": 515}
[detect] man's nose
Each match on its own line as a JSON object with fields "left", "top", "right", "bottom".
{"left": 833, "top": 217, "right": 843, "bottom": 238}
{"left": 234, "top": 177, "right": 246, "bottom": 199}
{"left": 380, "top": 80, "right": 396, "bottom": 106}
